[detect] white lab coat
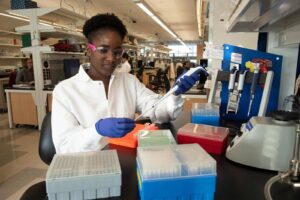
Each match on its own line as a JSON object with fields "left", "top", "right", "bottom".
{"left": 115, "top": 60, "right": 131, "bottom": 73}
{"left": 52, "top": 64, "right": 183, "bottom": 153}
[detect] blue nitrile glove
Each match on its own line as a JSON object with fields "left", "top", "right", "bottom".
{"left": 174, "top": 67, "right": 208, "bottom": 95}
{"left": 95, "top": 118, "right": 136, "bottom": 138}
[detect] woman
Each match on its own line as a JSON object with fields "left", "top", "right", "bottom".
{"left": 52, "top": 13, "right": 200, "bottom": 153}
{"left": 16, "top": 58, "right": 34, "bottom": 85}
{"left": 115, "top": 52, "right": 131, "bottom": 73}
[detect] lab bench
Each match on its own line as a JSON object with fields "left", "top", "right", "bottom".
{"left": 5, "top": 88, "right": 53, "bottom": 128}
{"left": 101, "top": 112, "right": 300, "bottom": 200}
{"left": 0, "top": 77, "right": 9, "bottom": 111}
{"left": 26, "top": 115, "right": 298, "bottom": 199}
{"left": 106, "top": 141, "right": 299, "bottom": 200}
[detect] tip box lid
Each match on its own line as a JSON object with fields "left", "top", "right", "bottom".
{"left": 178, "top": 123, "right": 229, "bottom": 141}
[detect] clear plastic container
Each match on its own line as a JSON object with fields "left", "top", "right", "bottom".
{"left": 174, "top": 144, "right": 216, "bottom": 176}
{"left": 46, "top": 150, "right": 121, "bottom": 200}
{"left": 191, "top": 103, "right": 220, "bottom": 126}
{"left": 137, "top": 146, "right": 181, "bottom": 179}
{"left": 178, "top": 123, "right": 229, "bottom": 142}
{"left": 137, "top": 144, "right": 216, "bottom": 180}
{"left": 177, "top": 123, "right": 229, "bottom": 154}
{"left": 138, "top": 130, "right": 176, "bottom": 147}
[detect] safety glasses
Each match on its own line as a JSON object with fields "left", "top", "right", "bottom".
{"left": 87, "top": 43, "right": 124, "bottom": 58}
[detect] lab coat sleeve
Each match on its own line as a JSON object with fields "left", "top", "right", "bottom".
{"left": 51, "top": 86, "right": 105, "bottom": 154}
{"left": 135, "top": 77, "right": 184, "bottom": 123}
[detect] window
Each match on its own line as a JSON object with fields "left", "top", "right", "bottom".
{"left": 168, "top": 44, "right": 197, "bottom": 57}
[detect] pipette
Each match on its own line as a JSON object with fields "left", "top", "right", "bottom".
{"left": 135, "top": 66, "right": 207, "bottom": 121}
{"left": 226, "top": 66, "right": 238, "bottom": 114}
{"left": 247, "top": 63, "right": 260, "bottom": 116}
{"left": 235, "top": 69, "right": 248, "bottom": 114}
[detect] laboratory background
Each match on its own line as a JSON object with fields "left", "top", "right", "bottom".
{"left": 0, "top": 0, "right": 300, "bottom": 200}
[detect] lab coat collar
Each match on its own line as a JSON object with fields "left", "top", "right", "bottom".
{"left": 78, "top": 63, "right": 117, "bottom": 82}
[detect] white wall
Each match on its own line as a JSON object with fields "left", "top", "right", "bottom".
{"left": 208, "top": 0, "right": 258, "bottom": 70}
{"left": 267, "top": 32, "right": 299, "bottom": 109}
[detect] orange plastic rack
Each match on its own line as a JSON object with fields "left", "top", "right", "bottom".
{"left": 109, "top": 124, "right": 159, "bottom": 148}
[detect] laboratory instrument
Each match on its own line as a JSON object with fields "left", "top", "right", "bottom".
{"left": 226, "top": 112, "right": 298, "bottom": 171}
{"left": 264, "top": 113, "right": 300, "bottom": 200}
{"left": 235, "top": 69, "right": 248, "bottom": 113}
{"left": 247, "top": 63, "right": 260, "bottom": 116}
{"left": 226, "top": 66, "right": 238, "bottom": 113}
{"left": 135, "top": 66, "right": 206, "bottom": 121}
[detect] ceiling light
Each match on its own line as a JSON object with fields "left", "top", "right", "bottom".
{"left": 196, "top": 0, "right": 203, "bottom": 37}
{"left": 136, "top": 2, "right": 154, "bottom": 16}
{"left": 0, "top": 12, "right": 29, "bottom": 22}
{"left": 135, "top": 1, "right": 179, "bottom": 40}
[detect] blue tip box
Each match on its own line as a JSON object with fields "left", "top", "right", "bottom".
{"left": 191, "top": 103, "right": 220, "bottom": 126}
{"left": 137, "top": 144, "right": 217, "bottom": 200}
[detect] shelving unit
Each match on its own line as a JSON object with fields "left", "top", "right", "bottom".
{"left": 141, "top": 44, "right": 171, "bottom": 68}
{"left": 0, "top": 29, "right": 25, "bottom": 71}
{"left": 0, "top": 56, "right": 28, "bottom": 59}
{"left": 0, "top": 43, "right": 22, "bottom": 47}
{"left": 6, "top": 7, "right": 88, "bottom": 129}
{"left": 144, "top": 44, "right": 171, "bottom": 60}
{"left": 0, "top": 29, "right": 25, "bottom": 111}
{"left": 43, "top": 51, "right": 85, "bottom": 55}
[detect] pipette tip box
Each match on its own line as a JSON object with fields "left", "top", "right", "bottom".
{"left": 191, "top": 103, "right": 220, "bottom": 126}
{"left": 137, "top": 144, "right": 216, "bottom": 200}
{"left": 109, "top": 123, "right": 158, "bottom": 148}
{"left": 177, "top": 123, "right": 229, "bottom": 155}
{"left": 138, "top": 129, "right": 176, "bottom": 147}
{"left": 46, "top": 150, "right": 121, "bottom": 200}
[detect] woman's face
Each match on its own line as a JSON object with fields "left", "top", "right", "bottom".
{"left": 88, "top": 30, "right": 123, "bottom": 78}
{"left": 27, "top": 59, "right": 33, "bottom": 69}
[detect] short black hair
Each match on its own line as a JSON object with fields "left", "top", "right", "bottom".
{"left": 83, "top": 13, "right": 127, "bottom": 43}
{"left": 122, "top": 52, "right": 129, "bottom": 60}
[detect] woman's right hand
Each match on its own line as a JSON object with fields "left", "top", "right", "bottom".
{"left": 95, "top": 117, "right": 136, "bottom": 138}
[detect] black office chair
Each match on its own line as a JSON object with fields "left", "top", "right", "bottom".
{"left": 20, "top": 112, "right": 56, "bottom": 200}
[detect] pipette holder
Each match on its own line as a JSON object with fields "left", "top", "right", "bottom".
{"left": 208, "top": 44, "right": 282, "bottom": 122}
{"left": 208, "top": 69, "right": 273, "bottom": 121}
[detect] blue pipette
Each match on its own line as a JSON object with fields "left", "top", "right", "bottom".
{"left": 135, "top": 66, "right": 207, "bottom": 121}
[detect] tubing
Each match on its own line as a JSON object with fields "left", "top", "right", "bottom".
{"left": 264, "top": 172, "right": 290, "bottom": 200}
{"left": 264, "top": 174, "right": 281, "bottom": 200}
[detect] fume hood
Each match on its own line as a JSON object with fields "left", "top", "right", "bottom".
{"left": 227, "top": 0, "right": 300, "bottom": 32}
